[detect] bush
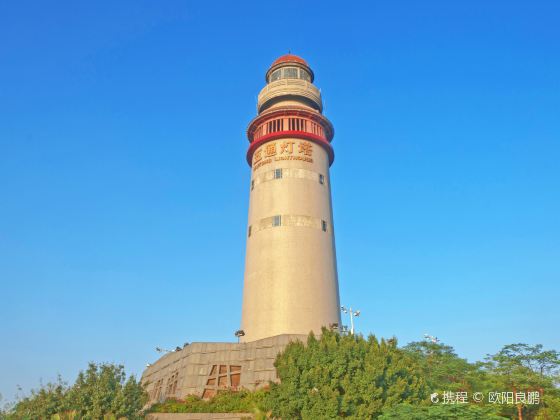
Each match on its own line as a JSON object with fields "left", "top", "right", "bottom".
{"left": 379, "top": 403, "right": 504, "bottom": 419}
{"left": 150, "top": 390, "right": 268, "bottom": 414}
{"left": 265, "top": 329, "right": 427, "bottom": 418}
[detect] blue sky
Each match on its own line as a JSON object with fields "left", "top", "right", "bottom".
{"left": 1, "top": 0, "right": 559, "bottom": 402}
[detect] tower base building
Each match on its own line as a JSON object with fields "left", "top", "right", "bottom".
{"left": 142, "top": 334, "right": 305, "bottom": 403}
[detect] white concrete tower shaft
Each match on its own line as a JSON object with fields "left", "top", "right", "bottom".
{"left": 240, "top": 55, "right": 341, "bottom": 342}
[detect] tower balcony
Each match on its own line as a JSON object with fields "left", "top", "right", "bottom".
{"left": 246, "top": 108, "right": 334, "bottom": 167}
{"left": 257, "top": 79, "right": 322, "bottom": 113}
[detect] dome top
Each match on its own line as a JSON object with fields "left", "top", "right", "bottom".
{"left": 266, "top": 53, "right": 314, "bottom": 83}
{"left": 270, "top": 54, "right": 309, "bottom": 68}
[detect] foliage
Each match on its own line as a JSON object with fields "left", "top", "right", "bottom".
{"left": 534, "top": 394, "right": 560, "bottom": 419}
{"left": 265, "top": 328, "right": 427, "bottom": 419}
{"left": 404, "top": 340, "right": 560, "bottom": 419}
{"left": 403, "top": 340, "right": 493, "bottom": 394}
{"left": 150, "top": 390, "right": 268, "bottom": 414}
{"left": 4, "top": 337, "right": 560, "bottom": 419}
{"left": 379, "top": 402, "right": 504, "bottom": 419}
{"left": 3, "top": 376, "right": 69, "bottom": 420}
{"left": 484, "top": 343, "right": 560, "bottom": 387}
{"left": 150, "top": 334, "right": 560, "bottom": 419}
{"left": 483, "top": 343, "right": 560, "bottom": 419}
{"left": 3, "top": 363, "right": 147, "bottom": 420}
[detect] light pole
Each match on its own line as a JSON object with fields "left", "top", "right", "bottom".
{"left": 155, "top": 347, "right": 174, "bottom": 354}
{"left": 234, "top": 329, "right": 245, "bottom": 343}
{"left": 423, "top": 333, "right": 439, "bottom": 344}
{"left": 340, "top": 306, "right": 360, "bottom": 335}
{"left": 423, "top": 334, "right": 440, "bottom": 381}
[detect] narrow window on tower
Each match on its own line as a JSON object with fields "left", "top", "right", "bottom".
{"left": 251, "top": 180, "right": 254, "bottom": 190}
{"left": 273, "top": 215, "right": 281, "bottom": 227}
{"left": 248, "top": 226, "right": 252, "bottom": 237}
{"left": 322, "top": 220, "right": 327, "bottom": 232}
{"left": 274, "top": 168, "right": 282, "bottom": 179}
{"left": 319, "top": 174, "right": 325, "bottom": 185}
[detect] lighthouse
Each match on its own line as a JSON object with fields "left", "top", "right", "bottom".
{"left": 142, "top": 55, "right": 343, "bottom": 401}
{"left": 240, "top": 54, "right": 341, "bottom": 342}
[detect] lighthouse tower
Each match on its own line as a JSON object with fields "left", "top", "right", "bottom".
{"left": 141, "top": 55, "right": 343, "bottom": 401}
{"left": 241, "top": 54, "right": 341, "bottom": 342}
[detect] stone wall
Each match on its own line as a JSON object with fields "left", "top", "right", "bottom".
{"left": 142, "top": 334, "right": 306, "bottom": 404}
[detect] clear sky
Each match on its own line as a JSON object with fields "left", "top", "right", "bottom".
{"left": 1, "top": 0, "right": 559, "bottom": 403}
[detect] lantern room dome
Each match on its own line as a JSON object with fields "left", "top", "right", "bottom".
{"left": 266, "top": 54, "right": 314, "bottom": 83}
{"left": 270, "top": 54, "right": 309, "bottom": 67}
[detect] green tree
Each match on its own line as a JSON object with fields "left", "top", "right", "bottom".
{"left": 534, "top": 394, "right": 560, "bottom": 419}
{"left": 266, "top": 329, "right": 427, "bottom": 419}
{"left": 403, "top": 340, "right": 496, "bottom": 395}
{"left": 4, "top": 377, "right": 68, "bottom": 419}
{"left": 5, "top": 363, "right": 146, "bottom": 420}
{"left": 485, "top": 344, "right": 560, "bottom": 383}
{"left": 484, "top": 344, "right": 560, "bottom": 420}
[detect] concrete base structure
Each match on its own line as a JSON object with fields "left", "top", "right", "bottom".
{"left": 141, "top": 334, "right": 306, "bottom": 404}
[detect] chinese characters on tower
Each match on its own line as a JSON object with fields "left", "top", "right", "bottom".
{"left": 253, "top": 140, "right": 314, "bottom": 170}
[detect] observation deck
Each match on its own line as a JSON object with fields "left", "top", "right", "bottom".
{"left": 257, "top": 79, "right": 322, "bottom": 113}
